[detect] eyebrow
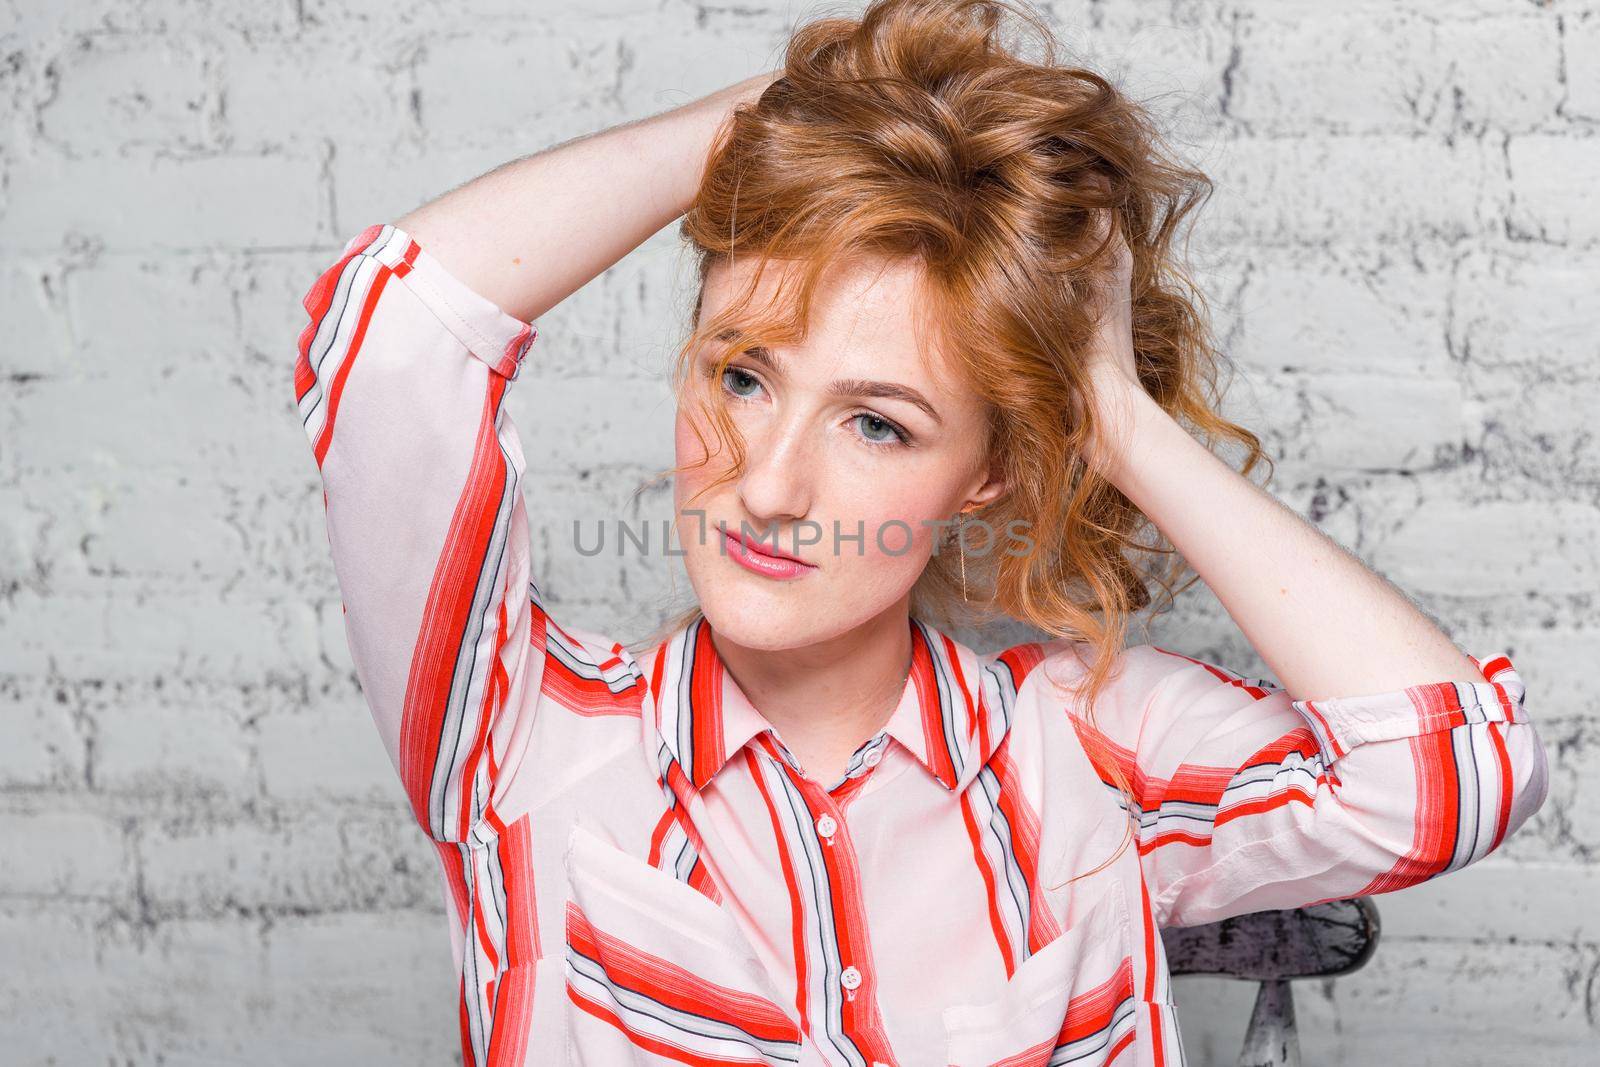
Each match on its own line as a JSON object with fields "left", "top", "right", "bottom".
{"left": 711, "top": 328, "right": 945, "bottom": 426}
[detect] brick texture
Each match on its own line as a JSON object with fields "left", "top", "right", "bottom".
{"left": 0, "top": 0, "right": 1593, "bottom": 1063}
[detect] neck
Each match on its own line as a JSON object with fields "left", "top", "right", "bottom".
{"left": 708, "top": 599, "right": 915, "bottom": 779}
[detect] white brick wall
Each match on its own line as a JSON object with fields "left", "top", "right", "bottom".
{"left": 0, "top": 1, "right": 1593, "bottom": 1062}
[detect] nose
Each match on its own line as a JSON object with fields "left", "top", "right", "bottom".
{"left": 736, "top": 416, "right": 815, "bottom": 536}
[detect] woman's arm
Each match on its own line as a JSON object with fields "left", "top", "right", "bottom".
{"left": 293, "top": 70, "right": 778, "bottom": 843}
{"left": 293, "top": 71, "right": 784, "bottom": 1063}
{"left": 1066, "top": 640, "right": 1545, "bottom": 928}
{"left": 1081, "top": 231, "right": 1488, "bottom": 699}
{"left": 1065, "top": 228, "right": 1547, "bottom": 930}
{"left": 395, "top": 70, "right": 781, "bottom": 325}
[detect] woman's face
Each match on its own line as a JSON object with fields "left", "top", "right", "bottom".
{"left": 673, "top": 253, "right": 1005, "bottom": 652}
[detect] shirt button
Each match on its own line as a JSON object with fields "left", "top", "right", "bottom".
{"left": 840, "top": 965, "right": 862, "bottom": 990}
{"left": 816, "top": 814, "right": 838, "bottom": 839}
{"left": 863, "top": 747, "right": 883, "bottom": 768}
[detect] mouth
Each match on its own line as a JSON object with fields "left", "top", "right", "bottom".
{"left": 718, "top": 524, "right": 817, "bottom": 580}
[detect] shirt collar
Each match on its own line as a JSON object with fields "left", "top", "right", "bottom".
{"left": 646, "top": 612, "right": 1014, "bottom": 795}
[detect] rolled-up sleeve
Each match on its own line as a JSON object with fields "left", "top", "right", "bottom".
{"left": 1071, "top": 644, "right": 1550, "bottom": 929}
{"left": 292, "top": 222, "right": 547, "bottom": 844}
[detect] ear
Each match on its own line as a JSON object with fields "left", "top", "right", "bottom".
{"left": 964, "top": 463, "right": 1007, "bottom": 511}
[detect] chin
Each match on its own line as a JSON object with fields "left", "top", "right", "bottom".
{"left": 690, "top": 559, "right": 912, "bottom": 654}
{"left": 692, "top": 574, "right": 825, "bottom": 652}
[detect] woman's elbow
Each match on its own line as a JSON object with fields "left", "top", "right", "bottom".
{"left": 1500, "top": 719, "right": 1551, "bottom": 848}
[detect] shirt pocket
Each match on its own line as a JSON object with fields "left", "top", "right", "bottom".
{"left": 943, "top": 871, "right": 1138, "bottom": 1067}
{"left": 561, "top": 823, "right": 806, "bottom": 1066}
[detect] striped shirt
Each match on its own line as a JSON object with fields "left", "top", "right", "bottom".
{"left": 293, "top": 222, "right": 1551, "bottom": 1067}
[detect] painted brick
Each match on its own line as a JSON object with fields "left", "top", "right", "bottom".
{"left": 1, "top": 1, "right": 1590, "bottom": 1062}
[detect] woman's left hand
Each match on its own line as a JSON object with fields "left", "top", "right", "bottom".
{"left": 1081, "top": 213, "right": 1144, "bottom": 476}
{"left": 1084, "top": 214, "right": 1138, "bottom": 386}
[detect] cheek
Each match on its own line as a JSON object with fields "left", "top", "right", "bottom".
{"left": 824, "top": 463, "right": 954, "bottom": 567}
{"left": 673, "top": 407, "right": 717, "bottom": 496}
{"left": 673, "top": 406, "right": 699, "bottom": 464}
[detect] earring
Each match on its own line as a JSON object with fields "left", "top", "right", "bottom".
{"left": 953, "top": 512, "right": 969, "bottom": 602}
{"left": 959, "top": 522, "right": 968, "bottom": 601}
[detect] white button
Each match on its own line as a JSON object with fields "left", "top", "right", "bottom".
{"left": 862, "top": 747, "right": 883, "bottom": 768}
{"left": 816, "top": 814, "right": 838, "bottom": 839}
{"left": 840, "top": 965, "right": 862, "bottom": 990}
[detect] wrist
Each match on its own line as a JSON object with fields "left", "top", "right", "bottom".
{"left": 672, "top": 70, "right": 782, "bottom": 213}
{"left": 690, "top": 70, "right": 781, "bottom": 131}
{"left": 1082, "top": 368, "right": 1161, "bottom": 486}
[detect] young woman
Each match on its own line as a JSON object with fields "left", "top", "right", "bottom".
{"left": 293, "top": 1, "right": 1549, "bottom": 1064}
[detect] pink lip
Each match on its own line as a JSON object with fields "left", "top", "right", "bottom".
{"left": 720, "top": 526, "right": 816, "bottom": 581}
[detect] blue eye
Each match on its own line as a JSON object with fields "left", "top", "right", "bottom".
{"left": 854, "top": 413, "right": 909, "bottom": 448}
{"left": 722, "top": 367, "right": 762, "bottom": 398}
{"left": 717, "top": 363, "right": 911, "bottom": 449}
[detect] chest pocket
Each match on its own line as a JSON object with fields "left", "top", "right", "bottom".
{"left": 943, "top": 868, "right": 1140, "bottom": 1067}
{"left": 561, "top": 823, "right": 808, "bottom": 1066}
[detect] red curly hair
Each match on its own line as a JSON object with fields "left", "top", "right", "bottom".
{"left": 631, "top": 0, "right": 1274, "bottom": 881}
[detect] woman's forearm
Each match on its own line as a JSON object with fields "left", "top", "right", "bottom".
{"left": 1087, "top": 371, "right": 1489, "bottom": 699}
{"left": 393, "top": 70, "right": 780, "bottom": 324}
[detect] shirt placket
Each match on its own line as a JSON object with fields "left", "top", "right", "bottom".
{"left": 751, "top": 731, "right": 899, "bottom": 1067}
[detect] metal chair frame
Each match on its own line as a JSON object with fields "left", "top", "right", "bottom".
{"left": 1161, "top": 897, "right": 1382, "bottom": 1066}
